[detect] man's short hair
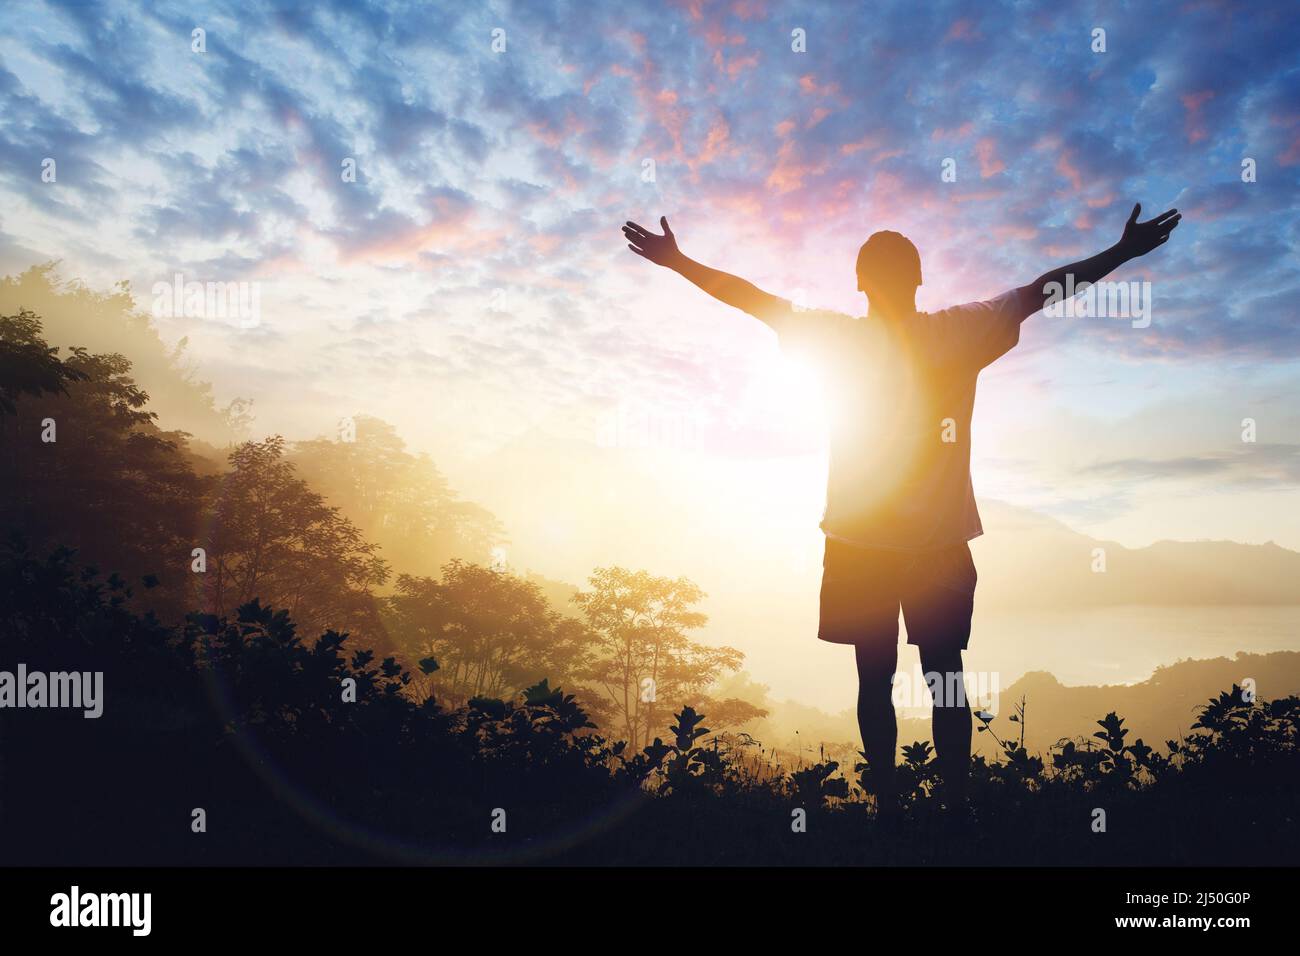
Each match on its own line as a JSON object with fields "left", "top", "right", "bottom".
{"left": 856, "top": 231, "right": 922, "bottom": 286}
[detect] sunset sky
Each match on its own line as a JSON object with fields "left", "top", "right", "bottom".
{"left": 1, "top": 1, "right": 1298, "bottom": 701}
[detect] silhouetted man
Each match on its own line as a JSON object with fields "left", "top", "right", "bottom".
{"left": 622, "top": 203, "right": 1180, "bottom": 818}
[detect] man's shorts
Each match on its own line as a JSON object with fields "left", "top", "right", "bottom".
{"left": 817, "top": 536, "right": 977, "bottom": 652}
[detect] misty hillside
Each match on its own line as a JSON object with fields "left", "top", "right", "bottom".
{"left": 0, "top": 265, "right": 247, "bottom": 443}
{"left": 975, "top": 500, "right": 1300, "bottom": 608}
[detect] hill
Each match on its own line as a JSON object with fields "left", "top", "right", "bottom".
{"left": 743, "top": 650, "right": 1300, "bottom": 761}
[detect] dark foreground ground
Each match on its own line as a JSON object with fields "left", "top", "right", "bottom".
{"left": 2, "top": 544, "right": 1296, "bottom": 867}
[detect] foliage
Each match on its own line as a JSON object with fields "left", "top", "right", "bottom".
{"left": 3, "top": 538, "right": 1298, "bottom": 866}
{"left": 200, "top": 436, "right": 390, "bottom": 649}
{"left": 291, "top": 415, "right": 504, "bottom": 572}
{"left": 0, "top": 264, "right": 246, "bottom": 441}
{"left": 573, "top": 567, "right": 753, "bottom": 750}
{"left": 384, "top": 562, "right": 604, "bottom": 715}
{"left": 3, "top": 296, "right": 1298, "bottom": 866}
{"left": 789, "top": 759, "right": 850, "bottom": 807}
{"left": 977, "top": 696, "right": 1045, "bottom": 786}
{"left": 0, "top": 308, "right": 88, "bottom": 414}
{"left": 0, "top": 311, "right": 204, "bottom": 619}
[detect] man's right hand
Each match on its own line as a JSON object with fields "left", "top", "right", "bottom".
{"left": 621, "top": 217, "right": 788, "bottom": 323}
{"left": 623, "top": 217, "right": 681, "bottom": 268}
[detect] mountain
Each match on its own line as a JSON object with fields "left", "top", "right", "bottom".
{"left": 743, "top": 651, "right": 1300, "bottom": 761}
{"left": 974, "top": 500, "right": 1300, "bottom": 608}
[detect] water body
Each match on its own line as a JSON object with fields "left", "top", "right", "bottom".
{"left": 742, "top": 603, "right": 1300, "bottom": 708}
{"left": 965, "top": 605, "right": 1300, "bottom": 688}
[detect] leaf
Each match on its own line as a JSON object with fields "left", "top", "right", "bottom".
{"left": 469, "top": 696, "right": 507, "bottom": 719}
{"left": 522, "top": 678, "right": 562, "bottom": 707}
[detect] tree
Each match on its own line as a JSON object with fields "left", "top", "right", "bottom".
{"left": 200, "top": 436, "right": 389, "bottom": 649}
{"left": 574, "top": 567, "right": 747, "bottom": 749}
{"left": 0, "top": 309, "right": 87, "bottom": 414}
{"left": 384, "top": 561, "right": 604, "bottom": 714}
{"left": 0, "top": 311, "right": 204, "bottom": 619}
{"left": 0, "top": 264, "right": 247, "bottom": 443}
{"left": 291, "top": 416, "right": 505, "bottom": 575}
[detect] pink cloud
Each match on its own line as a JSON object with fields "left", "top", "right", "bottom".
{"left": 336, "top": 196, "right": 505, "bottom": 265}
{"left": 798, "top": 74, "right": 840, "bottom": 97}
{"left": 529, "top": 234, "right": 564, "bottom": 256}
{"left": 993, "top": 224, "right": 1039, "bottom": 241}
{"left": 840, "top": 135, "right": 880, "bottom": 156}
{"left": 944, "top": 18, "right": 978, "bottom": 42}
{"left": 1280, "top": 132, "right": 1300, "bottom": 167}
{"left": 1181, "top": 89, "right": 1215, "bottom": 143}
{"left": 974, "top": 136, "right": 1005, "bottom": 178}
{"left": 765, "top": 139, "right": 826, "bottom": 194}
{"left": 1055, "top": 149, "right": 1083, "bottom": 191}
{"left": 731, "top": 0, "right": 766, "bottom": 19}
{"left": 675, "top": 0, "right": 706, "bottom": 21}
{"left": 861, "top": 170, "right": 913, "bottom": 223}
{"left": 688, "top": 115, "right": 735, "bottom": 171}
{"left": 949, "top": 188, "right": 1004, "bottom": 204}
{"left": 1273, "top": 113, "right": 1300, "bottom": 166}
{"left": 526, "top": 110, "right": 588, "bottom": 149}
{"left": 703, "top": 23, "right": 745, "bottom": 48}
{"left": 806, "top": 106, "right": 832, "bottom": 129}
{"left": 714, "top": 48, "right": 760, "bottom": 76}
{"left": 931, "top": 121, "right": 974, "bottom": 141}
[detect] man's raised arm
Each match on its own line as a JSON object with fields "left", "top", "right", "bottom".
{"left": 622, "top": 217, "right": 791, "bottom": 325}
{"left": 1018, "top": 202, "right": 1182, "bottom": 320}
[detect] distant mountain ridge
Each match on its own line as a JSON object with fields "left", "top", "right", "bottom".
{"left": 749, "top": 650, "right": 1300, "bottom": 760}
{"left": 977, "top": 650, "right": 1300, "bottom": 753}
{"left": 975, "top": 500, "right": 1300, "bottom": 608}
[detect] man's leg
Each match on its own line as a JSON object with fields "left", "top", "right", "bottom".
{"left": 918, "top": 646, "right": 972, "bottom": 806}
{"left": 854, "top": 641, "right": 899, "bottom": 817}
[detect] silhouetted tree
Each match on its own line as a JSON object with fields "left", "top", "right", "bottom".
{"left": 0, "top": 311, "right": 203, "bottom": 619}
{"left": 200, "top": 436, "right": 389, "bottom": 649}
{"left": 385, "top": 561, "right": 604, "bottom": 715}
{"left": 574, "top": 567, "right": 748, "bottom": 749}
{"left": 0, "top": 264, "right": 247, "bottom": 442}
{"left": 1, "top": 537, "right": 1298, "bottom": 866}
{"left": 0, "top": 309, "right": 87, "bottom": 414}
{"left": 292, "top": 415, "right": 504, "bottom": 573}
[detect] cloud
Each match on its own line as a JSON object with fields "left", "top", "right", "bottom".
{"left": 1, "top": 0, "right": 1298, "bottom": 455}
{"left": 1083, "top": 444, "right": 1300, "bottom": 488}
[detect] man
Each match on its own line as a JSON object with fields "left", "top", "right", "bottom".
{"left": 621, "top": 203, "right": 1180, "bottom": 818}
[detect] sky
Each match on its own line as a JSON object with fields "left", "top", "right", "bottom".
{"left": 1, "top": 0, "right": 1299, "bottom": 700}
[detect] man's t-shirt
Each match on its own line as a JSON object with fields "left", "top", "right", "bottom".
{"left": 766, "top": 288, "right": 1033, "bottom": 552}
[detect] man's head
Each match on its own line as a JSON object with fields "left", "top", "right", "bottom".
{"left": 856, "top": 231, "right": 922, "bottom": 315}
